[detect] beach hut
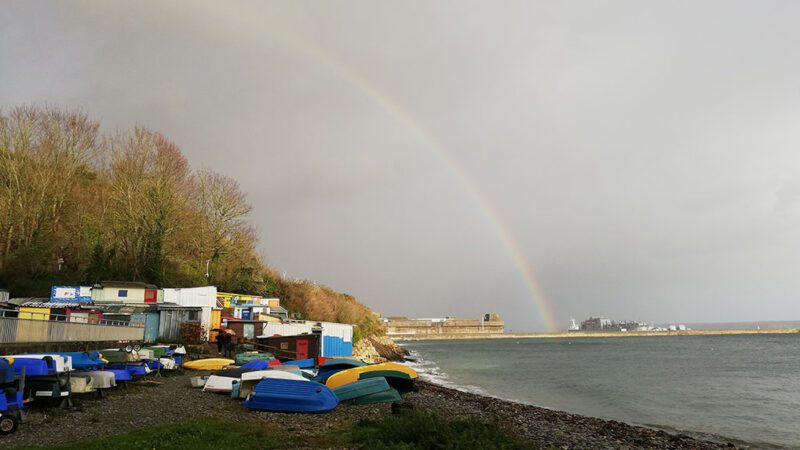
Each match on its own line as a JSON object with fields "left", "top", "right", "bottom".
{"left": 261, "top": 321, "right": 354, "bottom": 358}
{"left": 92, "top": 281, "right": 158, "bottom": 304}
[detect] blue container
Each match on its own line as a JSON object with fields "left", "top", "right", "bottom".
{"left": 322, "top": 336, "right": 353, "bottom": 358}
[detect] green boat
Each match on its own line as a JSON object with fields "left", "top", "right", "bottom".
{"left": 100, "top": 350, "right": 132, "bottom": 364}
{"left": 353, "top": 388, "right": 402, "bottom": 405}
{"left": 234, "top": 352, "right": 275, "bottom": 366}
{"left": 144, "top": 347, "right": 168, "bottom": 358}
{"left": 359, "top": 370, "right": 416, "bottom": 394}
{"left": 332, "top": 377, "right": 391, "bottom": 402}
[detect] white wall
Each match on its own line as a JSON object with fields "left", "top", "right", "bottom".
{"left": 259, "top": 320, "right": 353, "bottom": 342}
{"left": 161, "top": 287, "right": 217, "bottom": 339}
{"left": 162, "top": 286, "right": 217, "bottom": 307}
{"left": 93, "top": 287, "right": 146, "bottom": 303}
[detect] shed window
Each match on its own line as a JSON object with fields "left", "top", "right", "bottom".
{"left": 188, "top": 311, "right": 200, "bottom": 321}
{"left": 243, "top": 323, "right": 255, "bottom": 339}
{"left": 118, "top": 290, "right": 128, "bottom": 298}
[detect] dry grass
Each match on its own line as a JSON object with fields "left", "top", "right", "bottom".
{"left": 273, "top": 276, "right": 384, "bottom": 342}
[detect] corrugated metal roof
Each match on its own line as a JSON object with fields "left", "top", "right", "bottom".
{"left": 155, "top": 303, "right": 201, "bottom": 311}
{"left": 92, "top": 303, "right": 158, "bottom": 314}
{"left": 10, "top": 297, "right": 50, "bottom": 306}
{"left": 20, "top": 302, "right": 84, "bottom": 308}
{"left": 97, "top": 281, "right": 157, "bottom": 289}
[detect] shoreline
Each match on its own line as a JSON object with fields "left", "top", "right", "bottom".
{"left": 1, "top": 371, "right": 742, "bottom": 450}
{"left": 393, "top": 327, "right": 799, "bottom": 341}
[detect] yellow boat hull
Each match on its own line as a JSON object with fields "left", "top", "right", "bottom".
{"left": 325, "top": 362, "right": 418, "bottom": 389}
{"left": 182, "top": 358, "right": 234, "bottom": 371}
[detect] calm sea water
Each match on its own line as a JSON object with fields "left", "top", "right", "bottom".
{"left": 402, "top": 334, "right": 800, "bottom": 449}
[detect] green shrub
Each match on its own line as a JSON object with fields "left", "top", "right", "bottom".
{"left": 348, "top": 411, "right": 537, "bottom": 449}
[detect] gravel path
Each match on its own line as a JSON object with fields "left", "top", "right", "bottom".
{"left": 2, "top": 372, "right": 737, "bottom": 449}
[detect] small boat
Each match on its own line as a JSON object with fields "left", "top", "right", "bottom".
{"left": 106, "top": 362, "right": 151, "bottom": 377}
{"left": 136, "top": 349, "right": 155, "bottom": 360}
{"left": 25, "top": 375, "right": 71, "bottom": 400}
{"left": 10, "top": 358, "right": 57, "bottom": 376}
{"left": 146, "top": 345, "right": 186, "bottom": 356}
{"left": 99, "top": 350, "right": 133, "bottom": 364}
{"left": 243, "top": 379, "right": 338, "bottom": 413}
{"left": 202, "top": 375, "right": 238, "bottom": 393}
{"left": 72, "top": 371, "right": 116, "bottom": 389}
{"left": 211, "top": 367, "right": 257, "bottom": 378}
{"left": 158, "top": 358, "right": 177, "bottom": 370}
{"left": 325, "top": 362, "right": 417, "bottom": 390}
{"left": 8, "top": 354, "right": 73, "bottom": 372}
{"left": 234, "top": 352, "right": 275, "bottom": 366}
{"left": 243, "top": 370, "right": 307, "bottom": 382}
{"left": 353, "top": 388, "right": 402, "bottom": 405}
{"left": 240, "top": 360, "right": 270, "bottom": 370}
{"left": 183, "top": 358, "right": 234, "bottom": 371}
{"left": 358, "top": 369, "right": 416, "bottom": 394}
{"left": 268, "top": 365, "right": 302, "bottom": 375}
{"left": 321, "top": 358, "right": 366, "bottom": 370}
{"left": 190, "top": 375, "right": 209, "bottom": 388}
{"left": 281, "top": 358, "right": 315, "bottom": 369}
{"left": 235, "top": 370, "right": 308, "bottom": 399}
{"left": 0, "top": 362, "right": 22, "bottom": 434}
{"left": 332, "top": 377, "right": 391, "bottom": 402}
{"left": 68, "top": 375, "right": 95, "bottom": 394}
{"left": 315, "top": 359, "right": 366, "bottom": 381}
{"left": 104, "top": 368, "right": 133, "bottom": 383}
{"left": 59, "top": 352, "right": 106, "bottom": 371}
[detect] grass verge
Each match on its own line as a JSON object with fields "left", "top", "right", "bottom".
{"left": 346, "top": 411, "right": 537, "bottom": 449}
{"left": 33, "top": 417, "right": 288, "bottom": 450}
{"left": 33, "top": 410, "right": 536, "bottom": 449}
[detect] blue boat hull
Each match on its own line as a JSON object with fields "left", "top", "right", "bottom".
{"left": 281, "top": 358, "right": 315, "bottom": 369}
{"left": 243, "top": 379, "right": 338, "bottom": 413}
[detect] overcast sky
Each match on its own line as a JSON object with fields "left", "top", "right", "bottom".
{"left": 2, "top": 1, "right": 800, "bottom": 331}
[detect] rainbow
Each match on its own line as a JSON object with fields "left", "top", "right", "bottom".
{"left": 204, "top": 9, "right": 559, "bottom": 331}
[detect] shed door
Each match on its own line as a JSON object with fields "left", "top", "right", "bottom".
{"left": 144, "top": 313, "right": 160, "bottom": 343}
{"left": 210, "top": 310, "right": 222, "bottom": 342}
{"left": 296, "top": 338, "right": 309, "bottom": 359}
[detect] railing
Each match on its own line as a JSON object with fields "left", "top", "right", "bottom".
{"left": 0, "top": 308, "right": 145, "bottom": 344}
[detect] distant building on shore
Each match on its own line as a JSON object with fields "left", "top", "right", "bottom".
{"left": 384, "top": 313, "right": 504, "bottom": 336}
{"left": 580, "top": 316, "right": 614, "bottom": 331}
{"left": 578, "top": 316, "right": 649, "bottom": 332}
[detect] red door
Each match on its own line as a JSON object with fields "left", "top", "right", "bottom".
{"left": 144, "top": 289, "right": 157, "bottom": 304}
{"left": 296, "top": 339, "right": 308, "bottom": 359}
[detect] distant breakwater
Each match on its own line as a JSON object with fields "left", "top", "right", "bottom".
{"left": 393, "top": 328, "right": 799, "bottom": 341}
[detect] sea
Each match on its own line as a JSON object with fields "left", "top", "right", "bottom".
{"left": 402, "top": 332, "right": 800, "bottom": 449}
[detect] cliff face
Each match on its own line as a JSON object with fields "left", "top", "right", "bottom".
{"left": 353, "top": 335, "right": 408, "bottom": 363}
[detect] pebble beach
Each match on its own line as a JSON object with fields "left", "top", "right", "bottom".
{"left": 2, "top": 371, "right": 736, "bottom": 449}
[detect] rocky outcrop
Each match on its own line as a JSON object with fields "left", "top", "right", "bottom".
{"left": 353, "top": 335, "right": 408, "bottom": 363}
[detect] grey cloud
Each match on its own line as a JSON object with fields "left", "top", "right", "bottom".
{"left": 2, "top": 1, "right": 800, "bottom": 330}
